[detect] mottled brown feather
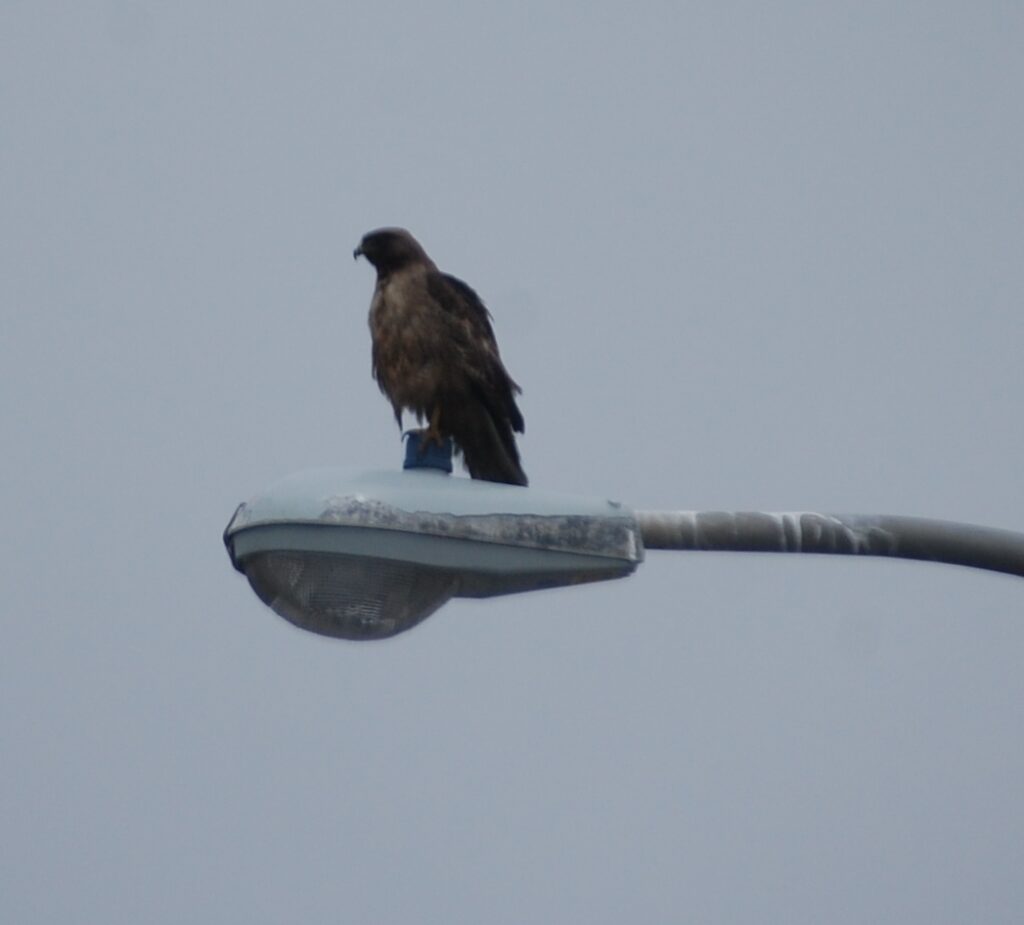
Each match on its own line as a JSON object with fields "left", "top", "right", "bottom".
{"left": 355, "top": 228, "right": 527, "bottom": 486}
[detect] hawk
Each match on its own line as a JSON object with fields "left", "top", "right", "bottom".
{"left": 354, "top": 228, "right": 528, "bottom": 486}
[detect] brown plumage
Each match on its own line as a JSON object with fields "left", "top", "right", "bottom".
{"left": 354, "top": 228, "right": 528, "bottom": 486}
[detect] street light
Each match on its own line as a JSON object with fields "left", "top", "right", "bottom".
{"left": 224, "top": 436, "right": 1024, "bottom": 640}
{"left": 224, "top": 437, "right": 641, "bottom": 640}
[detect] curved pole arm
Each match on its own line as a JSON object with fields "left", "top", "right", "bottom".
{"left": 635, "top": 511, "right": 1024, "bottom": 579}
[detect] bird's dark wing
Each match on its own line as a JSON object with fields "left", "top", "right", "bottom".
{"left": 436, "top": 273, "right": 499, "bottom": 343}
{"left": 423, "top": 270, "right": 527, "bottom": 485}
{"left": 427, "top": 272, "right": 525, "bottom": 434}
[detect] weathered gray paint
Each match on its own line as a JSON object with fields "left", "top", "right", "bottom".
{"left": 637, "top": 511, "right": 1024, "bottom": 579}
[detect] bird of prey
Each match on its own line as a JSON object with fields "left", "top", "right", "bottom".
{"left": 354, "top": 227, "right": 528, "bottom": 486}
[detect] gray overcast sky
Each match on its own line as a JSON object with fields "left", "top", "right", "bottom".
{"left": 3, "top": 2, "right": 1023, "bottom": 922}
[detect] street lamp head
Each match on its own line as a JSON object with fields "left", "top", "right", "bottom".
{"left": 224, "top": 446, "right": 642, "bottom": 640}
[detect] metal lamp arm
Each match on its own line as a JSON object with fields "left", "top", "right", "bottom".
{"left": 636, "top": 510, "right": 1024, "bottom": 579}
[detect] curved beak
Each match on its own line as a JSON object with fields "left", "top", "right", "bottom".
{"left": 353, "top": 244, "right": 363, "bottom": 260}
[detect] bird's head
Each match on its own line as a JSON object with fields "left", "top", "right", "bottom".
{"left": 353, "top": 228, "right": 431, "bottom": 274}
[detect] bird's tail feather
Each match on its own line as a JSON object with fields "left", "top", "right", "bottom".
{"left": 450, "top": 402, "right": 528, "bottom": 487}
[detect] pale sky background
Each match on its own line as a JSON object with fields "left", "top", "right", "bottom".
{"left": 3, "top": 2, "right": 1023, "bottom": 922}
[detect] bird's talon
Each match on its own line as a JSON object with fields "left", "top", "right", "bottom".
{"left": 418, "top": 407, "right": 445, "bottom": 452}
